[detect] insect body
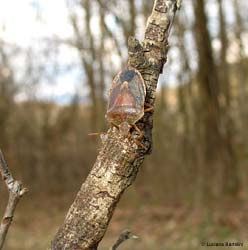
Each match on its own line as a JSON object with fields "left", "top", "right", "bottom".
{"left": 106, "top": 66, "right": 153, "bottom": 145}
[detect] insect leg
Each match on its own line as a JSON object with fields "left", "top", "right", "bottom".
{"left": 134, "top": 139, "right": 147, "bottom": 149}
{"left": 88, "top": 132, "right": 106, "bottom": 136}
{"left": 110, "top": 122, "right": 119, "bottom": 129}
{"left": 89, "top": 122, "right": 118, "bottom": 136}
{"left": 132, "top": 124, "right": 143, "bottom": 139}
{"left": 131, "top": 124, "right": 147, "bottom": 149}
{"left": 144, "top": 102, "right": 154, "bottom": 113}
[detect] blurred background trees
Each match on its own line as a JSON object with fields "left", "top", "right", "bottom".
{"left": 0, "top": 0, "right": 248, "bottom": 249}
{"left": 0, "top": 0, "right": 247, "bottom": 204}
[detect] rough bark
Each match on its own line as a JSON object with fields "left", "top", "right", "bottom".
{"left": 51, "top": 1, "right": 178, "bottom": 249}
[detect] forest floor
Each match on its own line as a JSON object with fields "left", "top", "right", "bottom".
{"left": 1, "top": 194, "right": 248, "bottom": 250}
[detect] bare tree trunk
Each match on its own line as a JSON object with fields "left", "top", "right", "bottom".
{"left": 217, "top": 0, "right": 239, "bottom": 195}
{"left": 233, "top": 0, "right": 245, "bottom": 59}
{"left": 0, "top": 42, "right": 16, "bottom": 151}
{"left": 128, "top": 0, "right": 136, "bottom": 37}
{"left": 98, "top": 6, "right": 107, "bottom": 129}
{"left": 175, "top": 13, "right": 194, "bottom": 168}
{"left": 233, "top": 0, "right": 248, "bottom": 135}
{"left": 69, "top": 0, "right": 99, "bottom": 131}
{"left": 51, "top": 0, "right": 179, "bottom": 249}
{"left": 84, "top": 0, "right": 99, "bottom": 130}
{"left": 193, "top": 0, "right": 224, "bottom": 198}
{"left": 194, "top": 0, "right": 221, "bottom": 158}
{"left": 218, "top": 0, "right": 230, "bottom": 106}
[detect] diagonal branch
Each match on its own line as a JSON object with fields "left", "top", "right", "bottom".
{"left": 0, "top": 150, "right": 28, "bottom": 250}
{"left": 51, "top": 1, "right": 179, "bottom": 249}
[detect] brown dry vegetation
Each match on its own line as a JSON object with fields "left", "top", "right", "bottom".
{"left": 1, "top": 194, "right": 248, "bottom": 250}
{"left": 0, "top": 0, "right": 248, "bottom": 248}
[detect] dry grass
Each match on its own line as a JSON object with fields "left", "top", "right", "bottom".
{"left": 1, "top": 194, "right": 247, "bottom": 250}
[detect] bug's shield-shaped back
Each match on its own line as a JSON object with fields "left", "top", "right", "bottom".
{"left": 108, "top": 66, "right": 146, "bottom": 111}
{"left": 106, "top": 66, "right": 146, "bottom": 125}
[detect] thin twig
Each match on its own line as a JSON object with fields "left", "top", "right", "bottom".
{"left": 0, "top": 150, "right": 28, "bottom": 250}
{"left": 109, "top": 230, "right": 139, "bottom": 250}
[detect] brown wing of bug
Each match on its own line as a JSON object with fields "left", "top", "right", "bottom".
{"left": 106, "top": 66, "right": 146, "bottom": 126}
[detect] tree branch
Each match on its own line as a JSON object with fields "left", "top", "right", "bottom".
{"left": 109, "top": 230, "right": 138, "bottom": 250}
{"left": 0, "top": 150, "right": 28, "bottom": 250}
{"left": 51, "top": 1, "right": 179, "bottom": 249}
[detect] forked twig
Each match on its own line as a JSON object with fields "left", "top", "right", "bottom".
{"left": 0, "top": 150, "right": 28, "bottom": 249}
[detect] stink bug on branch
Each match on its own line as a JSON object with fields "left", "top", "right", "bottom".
{"left": 106, "top": 65, "right": 154, "bottom": 148}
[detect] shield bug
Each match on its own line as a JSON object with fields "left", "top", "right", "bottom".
{"left": 106, "top": 65, "right": 153, "bottom": 147}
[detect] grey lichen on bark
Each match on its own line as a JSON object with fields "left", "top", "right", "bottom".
{"left": 51, "top": 1, "right": 179, "bottom": 249}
